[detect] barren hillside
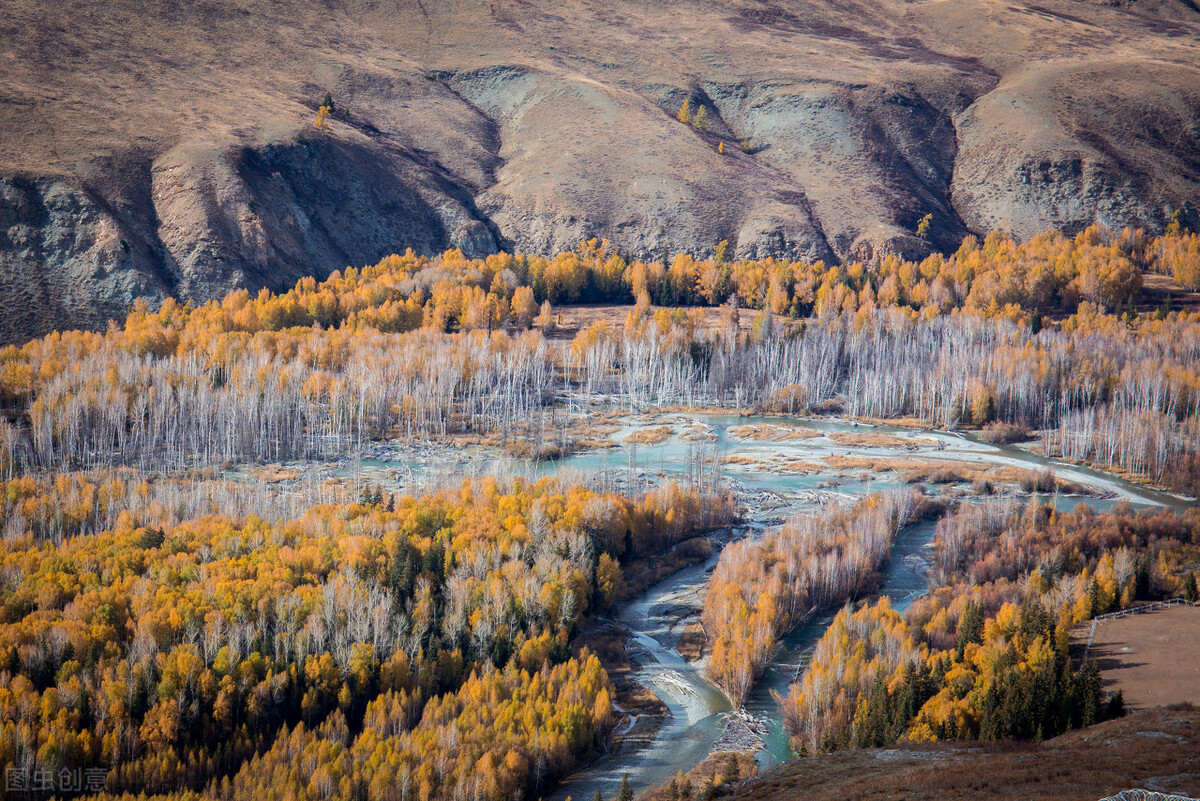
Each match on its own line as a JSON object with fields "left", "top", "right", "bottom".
{"left": 2, "top": 0, "right": 1199, "bottom": 342}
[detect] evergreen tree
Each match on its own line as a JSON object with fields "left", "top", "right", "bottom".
{"left": 424, "top": 541, "right": 446, "bottom": 581}
{"left": 1156, "top": 292, "right": 1174, "bottom": 320}
{"left": 1134, "top": 557, "right": 1151, "bottom": 600}
{"left": 1087, "top": 577, "right": 1102, "bottom": 617}
{"left": 1106, "top": 690, "right": 1125, "bottom": 719}
{"left": 1018, "top": 597, "right": 1051, "bottom": 647}
{"left": 388, "top": 538, "right": 417, "bottom": 604}
{"left": 956, "top": 599, "right": 984, "bottom": 657}
{"left": 618, "top": 774, "right": 634, "bottom": 801}
{"left": 1074, "top": 662, "right": 1102, "bottom": 727}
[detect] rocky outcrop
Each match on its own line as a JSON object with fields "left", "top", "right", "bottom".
{"left": 1, "top": 0, "right": 1198, "bottom": 343}
{"left": 0, "top": 136, "right": 501, "bottom": 342}
{"left": 150, "top": 137, "right": 498, "bottom": 303}
{"left": 0, "top": 173, "right": 171, "bottom": 339}
{"left": 450, "top": 66, "right": 838, "bottom": 264}
{"left": 951, "top": 59, "right": 1200, "bottom": 239}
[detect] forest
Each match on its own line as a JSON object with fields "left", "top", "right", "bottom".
{"left": 1, "top": 226, "right": 1198, "bottom": 495}
{"left": 779, "top": 501, "right": 1200, "bottom": 753}
{"left": 702, "top": 491, "right": 934, "bottom": 704}
{"left": 0, "top": 468, "right": 734, "bottom": 800}
{"left": 0, "top": 223, "right": 1198, "bottom": 800}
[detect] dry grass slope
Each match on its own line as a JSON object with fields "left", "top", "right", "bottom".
{"left": 2, "top": 0, "right": 1199, "bottom": 342}
{"left": 729, "top": 706, "right": 1200, "bottom": 801}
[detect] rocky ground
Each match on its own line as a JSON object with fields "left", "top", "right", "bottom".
{"left": 2, "top": 0, "right": 1199, "bottom": 343}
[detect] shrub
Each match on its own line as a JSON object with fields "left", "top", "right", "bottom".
{"left": 979, "top": 421, "right": 1030, "bottom": 444}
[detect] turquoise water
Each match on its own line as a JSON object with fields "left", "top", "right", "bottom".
{"left": 360, "top": 413, "right": 1184, "bottom": 800}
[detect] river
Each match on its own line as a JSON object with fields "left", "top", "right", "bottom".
{"left": 540, "top": 413, "right": 1188, "bottom": 801}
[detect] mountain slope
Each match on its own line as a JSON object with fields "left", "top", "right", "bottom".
{"left": 2, "top": 0, "right": 1199, "bottom": 343}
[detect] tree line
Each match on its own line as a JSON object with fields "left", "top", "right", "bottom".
{"left": 779, "top": 500, "right": 1200, "bottom": 753}
{"left": 701, "top": 491, "right": 933, "bottom": 704}
{"left": 0, "top": 247, "right": 1195, "bottom": 495}
{"left": 1, "top": 227, "right": 1198, "bottom": 495}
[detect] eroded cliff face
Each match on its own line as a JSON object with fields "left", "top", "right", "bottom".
{"left": 150, "top": 138, "right": 499, "bottom": 302}
{"left": 1, "top": 0, "right": 1198, "bottom": 343}
{"left": 0, "top": 174, "right": 167, "bottom": 339}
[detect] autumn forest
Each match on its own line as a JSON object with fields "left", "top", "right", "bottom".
{"left": 0, "top": 224, "right": 1199, "bottom": 801}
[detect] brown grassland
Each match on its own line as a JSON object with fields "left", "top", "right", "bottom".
{"left": 728, "top": 706, "right": 1200, "bottom": 801}
{"left": 1073, "top": 606, "right": 1200, "bottom": 710}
